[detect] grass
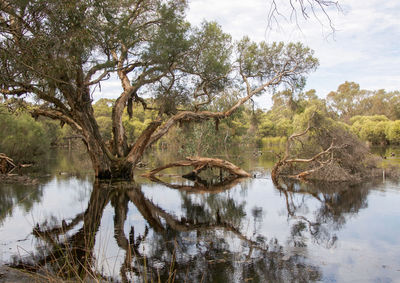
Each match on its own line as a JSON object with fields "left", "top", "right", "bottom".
{"left": 9, "top": 224, "right": 178, "bottom": 283}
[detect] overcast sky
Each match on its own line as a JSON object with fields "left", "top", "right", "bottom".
{"left": 186, "top": 0, "right": 400, "bottom": 104}
{"left": 96, "top": 0, "right": 400, "bottom": 109}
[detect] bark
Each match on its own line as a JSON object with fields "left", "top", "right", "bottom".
{"left": 73, "top": 101, "right": 116, "bottom": 178}
{"left": 111, "top": 89, "right": 132, "bottom": 157}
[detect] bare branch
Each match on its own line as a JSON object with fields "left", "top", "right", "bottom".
{"left": 30, "top": 108, "right": 83, "bottom": 133}
{"left": 126, "top": 121, "right": 162, "bottom": 164}
{"left": 84, "top": 61, "right": 117, "bottom": 85}
{"left": 267, "top": 0, "right": 340, "bottom": 32}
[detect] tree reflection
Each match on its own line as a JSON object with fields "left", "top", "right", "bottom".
{"left": 18, "top": 176, "right": 374, "bottom": 282}
{"left": 273, "top": 177, "right": 370, "bottom": 249}
{"left": 0, "top": 183, "right": 43, "bottom": 225}
{"left": 31, "top": 180, "right": 112, "bottom": 279}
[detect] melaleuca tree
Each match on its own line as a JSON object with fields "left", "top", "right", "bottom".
{"left": 0, "top": 0, "right": 318, "bottom": 179}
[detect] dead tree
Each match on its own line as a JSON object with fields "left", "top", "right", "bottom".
{"left": 271, "top": 118, "right": 348, "bottom": 182}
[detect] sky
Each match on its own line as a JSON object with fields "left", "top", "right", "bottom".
{"left": 186, "top": 0, "right": 400, "bottom": 105}
{"left": 96, "top": 0, "right": 400, "bottom": 109}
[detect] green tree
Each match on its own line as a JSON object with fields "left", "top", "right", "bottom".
{"left": 327, "top": 82, "right": 400, "bottom": 121}
{"left": 386, "top": 121, "right": 400, "bottom": 144}
{"left": 350, "top": 115, "right": 390, "bottom": 145}
{"left": 327, "top": 81, "right": 366, "bottom": 121}
{"left": 0, "top": 0, "right": 318, "bottom": 179}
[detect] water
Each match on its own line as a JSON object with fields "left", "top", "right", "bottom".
{"left": 1, "top": 149, "right": 400, "bottom": 282}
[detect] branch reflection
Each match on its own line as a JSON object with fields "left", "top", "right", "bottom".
{"left": 273, "top": 177, "right": 370, "bottom": 249}
{"left": 17, "top": 176, "right": 373, "bottom": 282}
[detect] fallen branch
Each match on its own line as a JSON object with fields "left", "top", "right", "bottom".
{"left": 0, "top": 153, "right": 16, "bottom": 174}
{"left": 272, "top": 140, "right": 338, "bottom": 181}
{"left": 271, "top": 113, "right": 347, "bottom": 182}
{"left": 141, "top": 156, "right": 251, "bottom": 179}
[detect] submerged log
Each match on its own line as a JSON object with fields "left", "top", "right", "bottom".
{"left": 142, "top": 156, "right": 251, "bottom": 179}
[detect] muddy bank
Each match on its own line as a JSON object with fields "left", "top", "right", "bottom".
{"left": 0, "top": 266, "right": 35, "bottom": 283}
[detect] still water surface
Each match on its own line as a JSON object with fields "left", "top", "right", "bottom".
{"left": 0, "top": 149, "right": 400, "bottom": 282}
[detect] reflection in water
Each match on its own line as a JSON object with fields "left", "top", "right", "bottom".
{"left": 0, "top": 183, "right": 43, "bottom": 225}
{"left": 273, "top": 179, "right": 370, "bottom": 251}
{"left": 0, "top": 149, "right": 93, "bottom": 226}
{"left": 1, "top": 145, "right": 398, "bottom": 282}
{"left": 148, "top": 174, "right": 248, "bottom": 194}
{"left": 15, "top": 176, "right": 378, "bottom": 282}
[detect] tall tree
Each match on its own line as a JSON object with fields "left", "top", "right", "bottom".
{"left": 326, "top": 81, "right": 365, "bottom": 120}
{"left": 0, "top": 0, "right": 318, "bottom": 179}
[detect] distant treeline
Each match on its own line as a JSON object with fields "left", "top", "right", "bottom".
{"left": 1, "top": 81, "right": 399, "bottom": 162}
{"left": 258, "top": 81, "right": 400, "bottom": 147}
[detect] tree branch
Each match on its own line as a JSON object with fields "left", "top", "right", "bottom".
{"left": 148, "top": 72, "right": 285, "bottom": 146}
{"left": 84, "top": 61, "right": 117, "bottom": 86}
{"left": 30, "top": 108, "right": 83, "bottom": 133}
{"left": 126, "top": 121, "right": 162, "bottom": 164}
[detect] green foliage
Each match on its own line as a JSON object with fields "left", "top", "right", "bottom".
{"left": 327, "top": 82, "right": 400, "bottom": 121}
{"left": 259, "top": 118, "right": 275, "bottom": 137}
{"left": 237, "top": 39, "right": 318, "bottom": 91}
{"left": 93, "top": 98, "right": 158, "bottom": 143}
{"left": 0, "top": 105, "right": 49, "bottom": 161}
{"left": 349, "top": 115, "right": 391, "bottom": 145}
{"left": 275, "top": 118, "right": 293, "bottom": 136}
{"left": 185, "top": 22, "right": 232, "bottom": 84}
{"left": 327, "top": 81, "right": 363, "bottom": 119}
{"left": 386, "top": 121, "right": 400, "bottom": 144}
{"left": 350, "top": 115, "right": 389, "bottom": 124}
{"left": 257, "top": 89, "right": 331, "bottom": 145}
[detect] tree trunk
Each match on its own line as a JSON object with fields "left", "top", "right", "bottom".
{"left": 88, "top": 150, "right": 135, "bottom": 180}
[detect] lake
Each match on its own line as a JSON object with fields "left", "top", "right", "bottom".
{"left": 1, "top": 149, "right": 400, "bottom": 282}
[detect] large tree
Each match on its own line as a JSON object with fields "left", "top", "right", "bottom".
{"left": 0, "top": 0, "right": 318, "bottom": 179}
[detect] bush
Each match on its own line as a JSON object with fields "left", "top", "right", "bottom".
{"left": 350, "top": 115, "right": 390, "bottom": 145}
{"left": 386, "top": 120, "right": 400, "bottom": 144}
{"left": 0, "top": 108, "right": 50, "bottom": 162}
